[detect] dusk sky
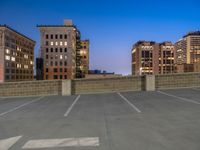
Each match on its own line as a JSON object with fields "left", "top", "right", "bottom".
{"left": 0, "top": 0, "right": 200, "bottom": 75}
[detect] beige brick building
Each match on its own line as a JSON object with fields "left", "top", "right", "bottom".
{"left": 175, "top": 31, "right": 200, "bottom": 73}
{"left": 0, "top": 25, "right": 35, "bottom": 83}
{"left": 132, "top": 41, "right": 175, "bottom": 75}
{"left": 37, "top": 20, "right": 81, "bottom": 80}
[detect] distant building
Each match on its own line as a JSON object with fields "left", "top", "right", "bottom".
{"left": 80, "top": 40, "right": 89, "bottom": 76}
{"left": 37, "top": 19, "right": 82, "bottom": 80}
{"left": 36, "top": 58, "right": 43, "bottom": 80}
{"left": 175, "top": 31, "right": 200, "bottom": 73}
{"left": 0, "top": 25, "right": 35, "bottom": 82}
{"left": 132, "top": 41, "right": 175, "bottom": 75}
{"left": 159, "top": 42, "right": 175, "bottom": 74}
{"left": 85, "top": 70, "right": 122, "bottom": 79}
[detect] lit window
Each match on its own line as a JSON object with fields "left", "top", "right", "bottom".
{"left": 24, "top": 65, "right": 28, "bottom": 69}
{"left": 24, "top": 54, "right": 28, "bottom": 59}
{"left": 51, "top": 42, "right": 53, "bottom": 46}
{"left": 60, "top": 55, "right": 63, "bottom": 59}
{"left": 6, "top": 49, "right": 10, "bottom": 54}
{"left": 55, "top": 42, "right": 58, "bottom": 46}
{"left": 11, "top": 57, "right": 15, "bottom": 61}
{"left": 30, "top": 61, "right": 33, "bottom": 65}
{"left": 17, "top": 64, "right": 21, "bottom": 68}
{"left": 5, "top": 55, "right": 10, "bottom": 60}
{"left": 64, "top": 55, "right": 67, "bottom": 59}
{"left": 64, "top": 42, "right": 67, "bottom": 46}
{"left": 60, "top": 42, "right": 63, "bottom": 46}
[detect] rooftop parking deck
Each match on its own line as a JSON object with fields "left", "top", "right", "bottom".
{"left": 0, "top": 88, "right": 200, "bottom": 150}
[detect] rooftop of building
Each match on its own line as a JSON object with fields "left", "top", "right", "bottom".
{"left": 183, "top": 31, "right": 200, "bottom": 38}
{"left": 159, "top": 41, "right": 173, "bottom": 45}
{"left": 0, "top": 24, "right": 36, "bottom": 43}
{"left": 134, "top": 40, "right": 156, "bottom": 46}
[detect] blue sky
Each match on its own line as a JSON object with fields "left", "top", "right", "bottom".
{"left": 0, "top": 0, "right": 200, "bottom": 75}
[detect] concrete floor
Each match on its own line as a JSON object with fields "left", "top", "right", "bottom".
{"left": 0, "top": 88, "right": 200, "bottom": 150}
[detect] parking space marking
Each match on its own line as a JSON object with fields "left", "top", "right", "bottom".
{"left": 117, "top": 93, "right": 141, "bottom": 113}
{"left": 157, "top": 91, "right": 200, "bottom": 105}
{"left": 0, "top": 97, "right": 44, "bottom": 117}
{"left": 64, "top": 95, "right": 81, "bottom": 117}
{"left": 0, "top": 135, "right": 22, "bottom": 150}
{"left": 22, "top": 137, "right": 99, "bottom": 149}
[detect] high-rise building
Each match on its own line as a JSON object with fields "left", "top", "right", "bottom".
{"left": 80, "top": 40, "right": 89, "bottom": 76}
{"left": 132, "top": 41, "right": 158, "bottom": 75}
{"left": 37, "top": 19, "right": 81, "bottom": 80}
{"left": 0, "top": 25, "right": 35, "bottom": 83}
{"left": 175, "top": 31, "right": 200, "bottom": 73}
{"left": 132, "top": 41, "right": 175, "bottom": 75}
{"left": 158, "top": 42, "right": 175, "bottom": 74}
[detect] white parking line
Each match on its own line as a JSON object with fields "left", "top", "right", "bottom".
{"left": 157, "top": 91, "right": 200, "bottom": 105}
{"left": 117, "top": 93, "right": 141, "bottom": 113}
{"left": 0, "top": 135, "right": 22, "bottom": 150}
{"left": 0, "top": 97, "right": 44, "bottom": 117}
{"left": 64, "top": 95, "right": 81, "bottom": 117}
{"left": 22, "top": 137, "right": 99, "bottom": 149}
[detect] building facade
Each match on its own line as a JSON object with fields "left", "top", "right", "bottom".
{"left": 175, "top": 31, "right": 200, "bottom": 73}
{"left": 0, "top": 25, "right": 35, "bottom": 83}
{"left": 132, "top": 41, "right": 175, "bottom": 75}
{"left": 158, "top": 42, "right": 175, "bottom": 74}
{"left": 80, "top": 40, "right": 89, "bottom": 76}
{"left": 37, "top": 20, "right": 81, "bottom": 80}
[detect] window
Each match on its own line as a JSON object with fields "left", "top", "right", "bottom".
{"left": 46, "top": 68, "right": 48, "bottom": 72}
{"left": 64, "top": 34, "right": 67, "bottom": 39}
{"left": 55, "top": 61, "right": 58, "bottom": 66}
{"left": 64, "top": 75, "right": 67, "bottom": 79}
{"left": 64, "top": 61, "right": 67, "bottom": 66}
{"left": 51, "top": 61, "right": 53, "bottom": 66}
{"left": 64, "top": 68, "right": 67, "bottom": 72}
{"left": 51, "top": 48, "right": 53, "bottom": 52}
{"left": 46, "top": 41, "right": 49, "bottom": 46}
{"left": 60, "top": 55, "right": 63, "bottom": 59}
{"left": 46, "top": 75, "right": 48, "bottom": 79}
{"left": 60, "top": 42, "right": 63, "bottom": 46}
{"left": 54, "top": 75, "right": 58, "bottom": 79}
{"left": 60, "top": 68, "right": 62, "bottom": 72}
{"left": 60, "top": 34, "right": 63, "bottom": 39}
{"left": 60, "top": 75, "right": 63, "bottom": 79}
{"left": 60, "top": 48, "right": 62, "bottom": 52}
{"left": 55, "top": 42, "right": 58, "bottom": 46}
{"left": 6, "top": 49, "right": 10, "bottom": 54}
{"left": 11, "top": 57, "right": 15, "bottom": 61}
{"left": 46, "top": 48, "right": 49, "bottom": 53}
{"left": 64, "top": 48, "right": 67, "bottom": 52}
{"left": 5, "top": 55, "right": 10, "bottom": 60}
{"left": 46, "top": 34, "right": 48, "bottom": 39}
{"left": 51, "top": 34, "right": 53, "bottom": 39}
{"left": 55, "top": 34, "right": 58, "bottom": 39}
{"left": 54, "top": 68, "right": 58, "bottom": 72}
{"left": 64, "top": 42, "right": 67, "bottom": 46}
{"left": 64, "top": 55, "right": 67, "bottom": 59}
{"left": 50, "top": 41, "right": 53, "bottom": 46}
{"left": 46, "top": 55, "right": 48, "bottom": 59}
{"left": 55, "top": 48, "right": 58, "bottom": 52}
{"left": 60, "top": 61, "right": 63, "bottom": 66}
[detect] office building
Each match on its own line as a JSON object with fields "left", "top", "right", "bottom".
{"left": 37, "top": 19, "right": 81, "bottom": 80}
{"left": 175, "top": 31, "right": 200, "bottom": 73}
{"left": 80, "top": 40, "right": 89, "bottom": 76}
{"left": 132, "top": 41, "right": 175, "bottom": 75}
{"left": 158, "top": 42, "right": 175, "bottom": 74}
{"left": 0, "top": 25, "right": 35, "bottom": 82}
